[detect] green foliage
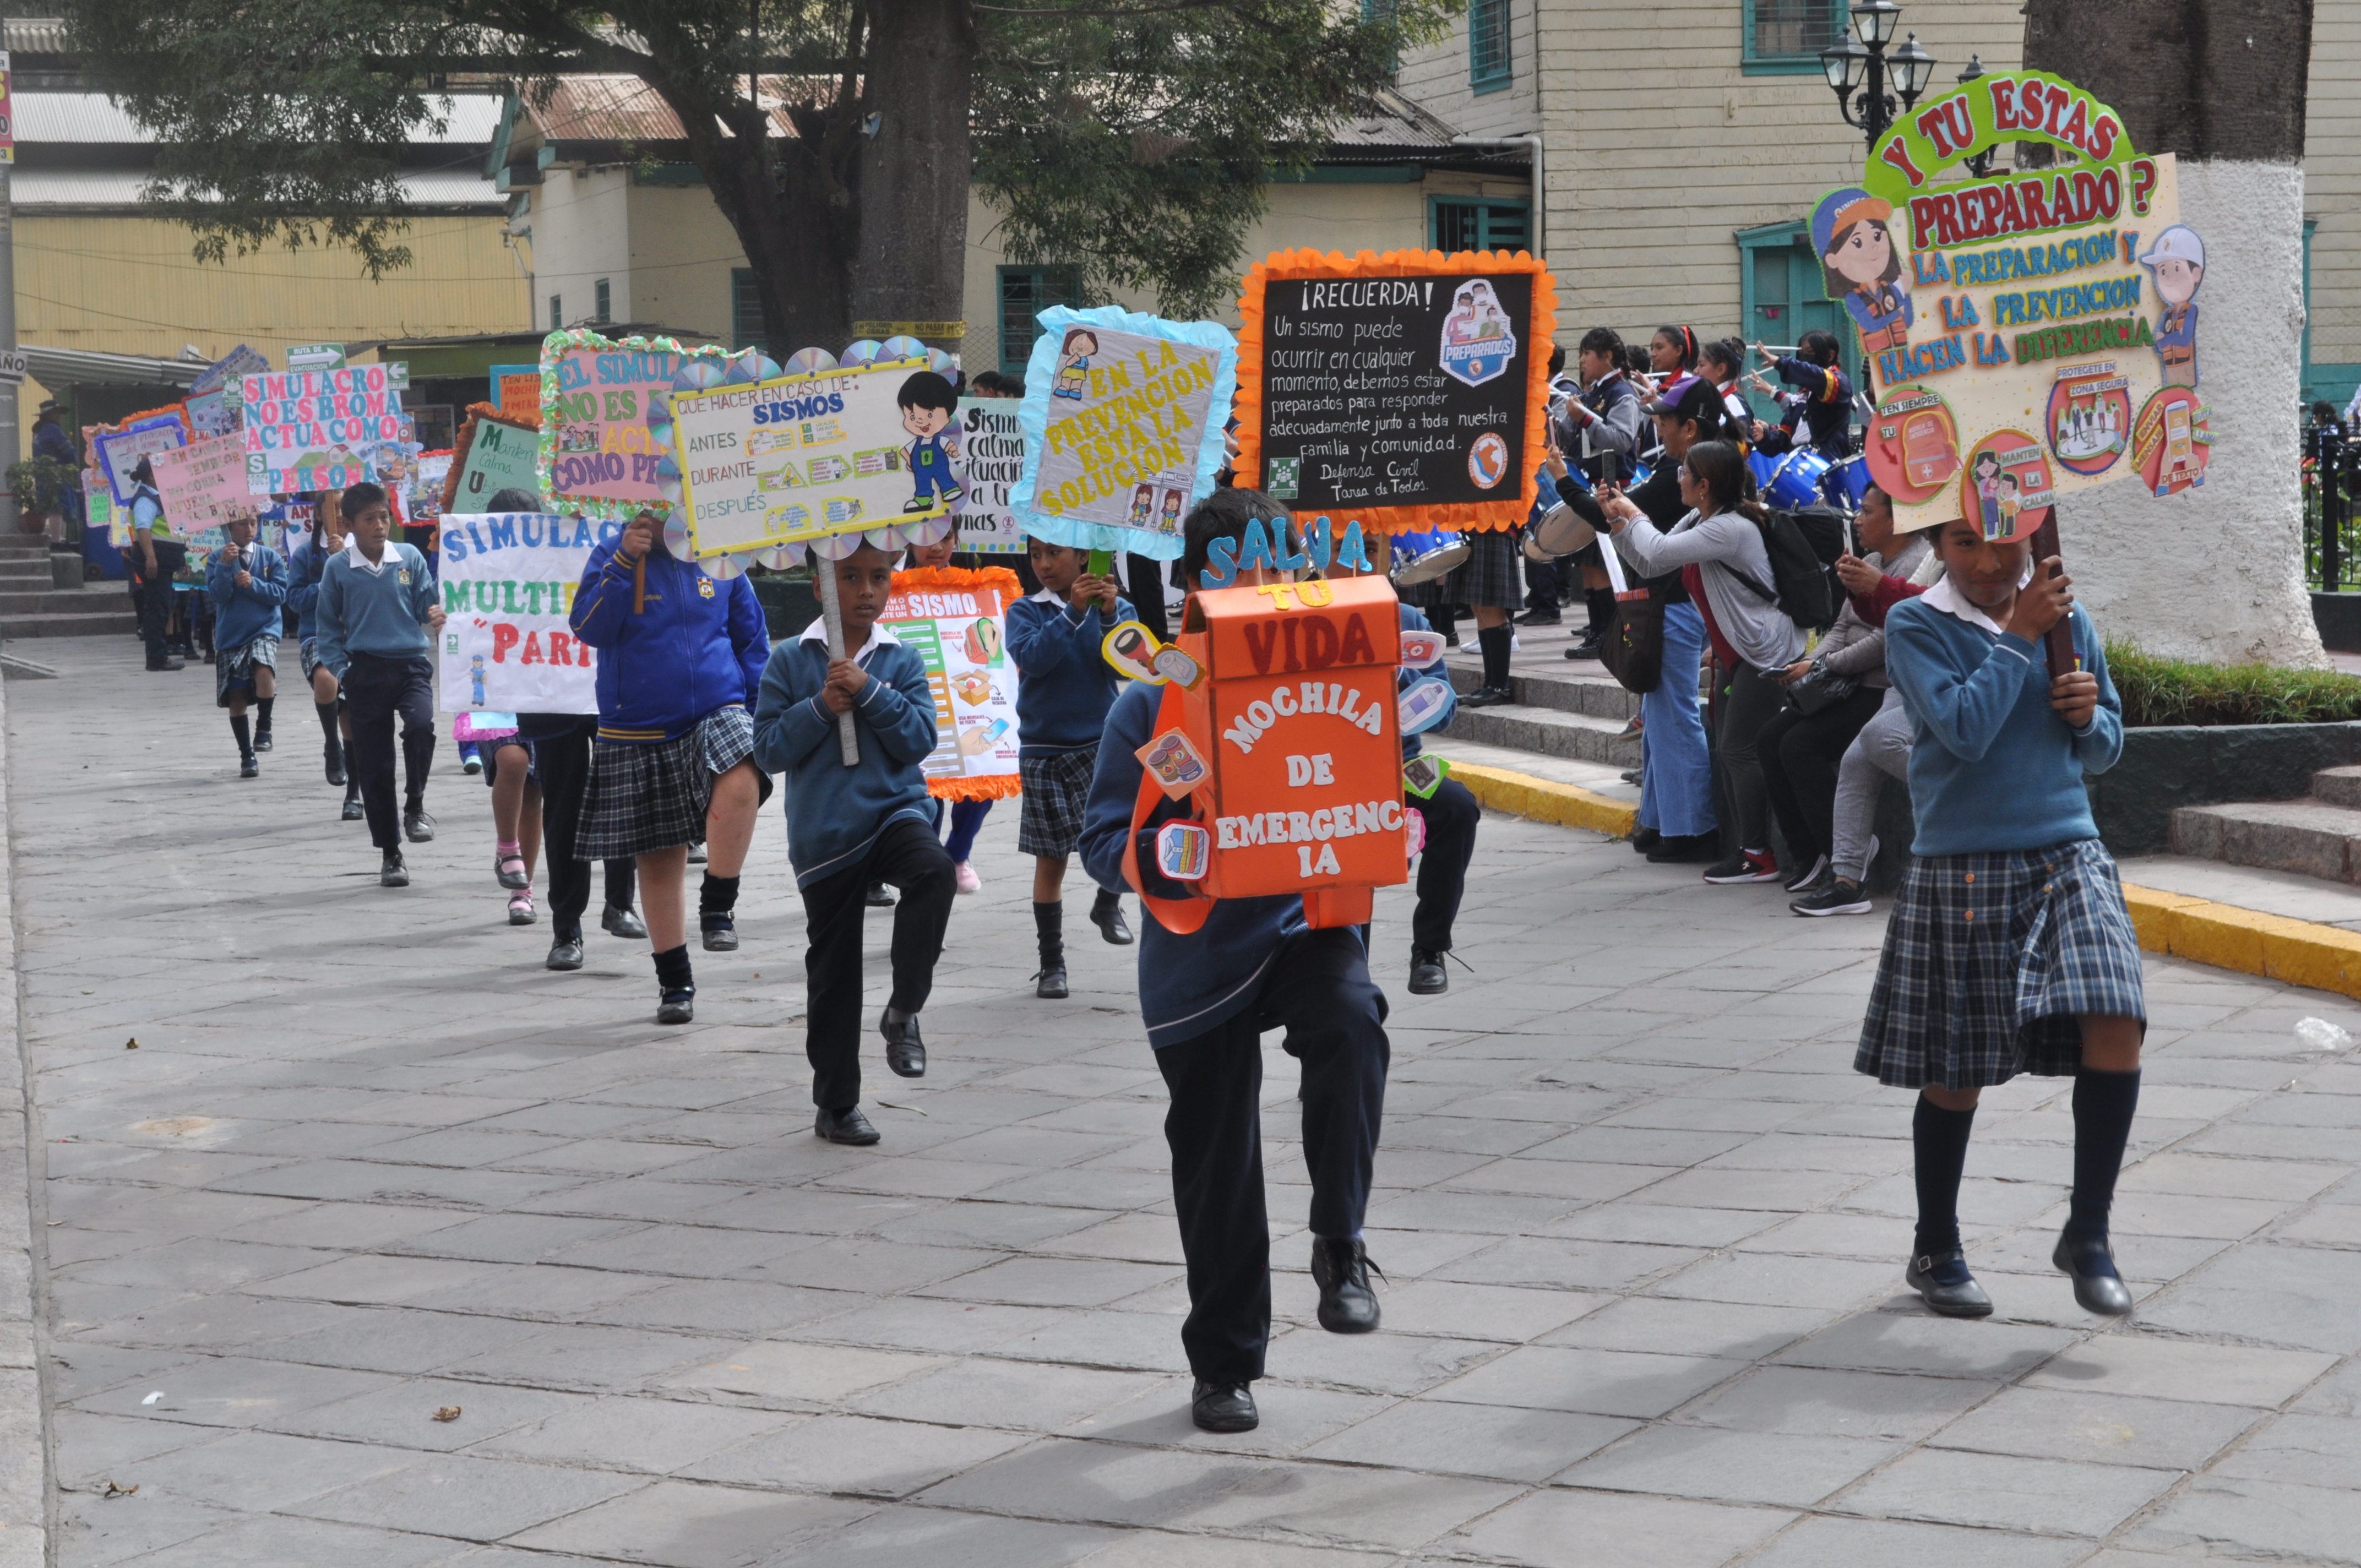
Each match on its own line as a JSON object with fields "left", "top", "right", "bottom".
{"left": 2106, "top": 640, "right": 2361, "bottom": 728}
{"left": 973, "top": 0, "right": 1462, "bottom": 318}
{"left": 7, "top": 456, "right": 81, "bottom": 514}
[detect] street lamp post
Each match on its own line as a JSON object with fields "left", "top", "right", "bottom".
{"left": 1818, "top": 0, "right": 1936, "bottom": 148}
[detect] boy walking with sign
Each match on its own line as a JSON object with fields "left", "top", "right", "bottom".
{"left": 753, "top": 542, "right": 955, "bottom": 1146}
{"left": 206, "top": 514, "right": 287, "bottom": 778}
{"left": 315, "top": 483, "right": 447, "bottom": 887}
{"left": 1076, "top": 488, "right": 1391, "bottom": 1436}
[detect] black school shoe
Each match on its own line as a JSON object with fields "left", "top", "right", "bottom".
{"left": 1089, "top": 897, "right": 1133, "bottom": 946}
{"left": 546, "top": 937, "right": 585, "bottom": 971}
{"left": 1408, "top": 948, "right": 1448, "bottom": 995}
{"left": 1905, "top": 1248, "right": 1993, "bottom": 1318}
{"left": 239, "top": 754, "right": 259, "bottom": 779}
{"left": 815, "top": 1106, "right": 881, "bottom": 1145}
{"left": 324, "top": 739, "right": 347, "bottom": 787}
{"left": 146, "top": 658, "right": 186, "bottom": 672}
{"left": 864, "top": 880, "right": 897, "bottom": 907}
{"left": 1190, "top": 1379, "right": 1259, "bottom": 1433}
{"left": 656, "top": 988, "right": 695, "bottom": 1025}
{"left": 603, "top": 903, "right": 648, "bottom": 939}
{"left": 1311, "top": 1238, "right": 1381, "bottom": 1332}
{"left": 380, "top": 852, "right": 409, "bottom": 888}
{"left": 341, "top": 796, "right": 366, "bottom": 821}
{"left": 1035, "top": 959, "right": 1069, "bottom": 1000}
{"left": 253, "top": 729, "right": 273, "bottom": 753}
{"left": 1631, "top": 827, "right": 1661, "bottom": 856}
{"left": 882, "top": 1012, "right": 926, "bottom": 1077}
{"left": 2054, "top": 1233, "right": 2135, "bottom": 1316}
{"left": 1460, "top": 686, "right": 1513, "bottom": 709}
{"left": 402, "top": 808, "right": 436, "bottom": 843}
{"left": 701, "top": 912, "right": 738, "bottom": 952}
{"left": 1645, "top": 833, "right": 1717, "bottom": 864}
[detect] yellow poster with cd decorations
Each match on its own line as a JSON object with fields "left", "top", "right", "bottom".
{"left": 1824, "top": 69, "right": 2204, "bottom": 539}
{"left": 670, "top": 355, "right": 958, "bottom": 559}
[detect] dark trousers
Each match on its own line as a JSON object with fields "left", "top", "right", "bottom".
{"left": 341, "top": 655, "right": 436, "bottom": 852}
{"left": 1156, "top": 927, "right": 1390, "bottom": 1384}
{"left": 1127, "top": 553, "right": 1170, "bottom": 643}
{"left": 1522, "top": 557, "right": 1562, "bottom": 613}
{"left": 533, "top": 720, "right": 638, "bottom": 943}
{"left": 1713, "top": 661, "right": 1786, "bottom": 854}
{"left": 1412, "top": 775, "right": 1481, "bottom": 952}
{"left": 1759, "top": 685, "right": 1886, "bottom": 869}
{"left": 801, "top": 817, "right": 956, "bottom": 1110}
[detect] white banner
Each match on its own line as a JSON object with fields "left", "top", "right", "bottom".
{"left": 434, "top": 512, "right": 619, "bottom": 715}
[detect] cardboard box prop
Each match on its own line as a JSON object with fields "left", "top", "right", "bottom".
{"left": 1124, "top": 573, "right": 1410, "bottom": 930}
{"left": 1234, "top": 249, "right": 1558, "bottom": 535}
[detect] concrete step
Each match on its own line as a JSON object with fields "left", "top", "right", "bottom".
{"left": 0, "top": 588, "right": 121, "bottom": 617}
{"left": 2314, "top": 765, "right": 2361, "bottom": 809}
{"left": 1443, "top": 700, "right": 1640, "bottom": 767}
{"left": 0, "top": 609, "right": 139, "bottom": 638}
{"left": 1443, "top": 656, "right": 1644, "bottom": 720}
{"left": 2168, "top": 798, "right": 2361, "bottom": 885}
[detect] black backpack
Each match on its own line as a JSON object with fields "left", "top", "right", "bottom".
{"left": 1727, "top": 504, "right": 1843, "bottom": 630}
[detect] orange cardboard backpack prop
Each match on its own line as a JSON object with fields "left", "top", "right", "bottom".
{"left": 1122, "top": 573, "right": 1411, "bottom": 933}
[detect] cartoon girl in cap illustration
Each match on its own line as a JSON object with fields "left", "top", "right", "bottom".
{"left": 2141, "top": 225, "right": 2205, "bottom": 388}
{"left": 1815, "top": 188, "right": 1912, "bottom": 354}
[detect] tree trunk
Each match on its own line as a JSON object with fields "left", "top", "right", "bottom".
{"left": 848, "top": 0, "right": 974, "bottom": 337}
{"left": 2018, "top": 0, "right": 2322, "bottom": 666}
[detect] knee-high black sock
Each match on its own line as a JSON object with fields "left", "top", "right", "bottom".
{"left": 652, "top": 943, "right": 694, "bottom": 995}
{"left": 1912, "top": 1093, "right": 1977, "bottom": 1256}
{"left": 255, "top": 695, "right": 275, "bottom": 736}
{"left": 1033, "top": 900, "right": 1063, "bottom": 964}
{"left": 315, "top": 700, "right": 341, "bottom": 749}
{"left": 699, "top": 872, "right": 741, "bottom": 918}
{"left": 2067, "top": 1068, "right": 2141, "bottom": 1245}
{"left": 229, "top": 713, "right": 253, "bottom": 759}
{"left": 1587, "top": 587, "right": 1615, "bottom": 637}
{"left": 1431, "top": 603, "right": 1457, "bottom": 644}
{"left": 1477, "top": 623, "right": 1512, "bottom": 691}
{"left": 1090, "top": 884, "right": 1120, "bottom": 918}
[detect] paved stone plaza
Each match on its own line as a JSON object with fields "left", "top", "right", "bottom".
{"left": 8, "top": 631, "right": 2361, "bottom": 1567}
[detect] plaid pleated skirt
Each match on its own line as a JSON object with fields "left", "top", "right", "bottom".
{"left": 576, "top": 705, "right": 756, "bottom": 860}
{"left": 215, "top": 635, "right": 278, "bottom": 706}
{"left": 1856, "top": 838, "right": 2146, "bottom": 1091}
{"left": 1018, "top": 747, "right": 1098, "bottom": 858}
{"left": 1399, "top": 527, "right": 1521, "bottom": 612}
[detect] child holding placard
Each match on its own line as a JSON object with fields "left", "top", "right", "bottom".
{"left": 205, "top": 514, "right": 288, "bottom": 778}
{"left": 1863, "top": 516, "right": 2142, "bottom": 1322}
{"left": 1076, "top": 488, "right": 1391, "bottom": 1436}
{"left": 1007, "top": 537, "right": 1136, "bottom": 999}
{"left": 753, "top": 542, "right": 954, "bottom": 1147}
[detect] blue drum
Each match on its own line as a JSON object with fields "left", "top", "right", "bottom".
{"left": 1746, "top": 449, "right": 1780, "bottom": 493}
{"left": 1389, "top": 526, "right": 1469, "bottom": 585}
{"left": 1765, "top": 448, "right": 1833, "bottom": 511}
{"left": 1823, "top": 453, "right": 1871, "bottom": 510}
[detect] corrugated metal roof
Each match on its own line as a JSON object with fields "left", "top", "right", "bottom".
{"left": 14, "top": 92, "right": 507, "bottom": 146}
{"left": 20, "top": 345, "right": 210, "bottom": 389}
{"left": 1328, "top": 86, "right": 1461, "bottom": 150}
{"left": 4, "top": 18, "right": 73, "bottom": 54}
{"left": 523, "top": 75, "right": 811, "bottom": 143}
{"left": 10, "top": 168, "right": 505, "bottom": 210}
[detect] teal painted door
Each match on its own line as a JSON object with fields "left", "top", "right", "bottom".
{"left": 1745, "top": 239, "right": 1857, "bottom": 418}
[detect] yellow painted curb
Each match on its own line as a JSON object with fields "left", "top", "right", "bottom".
{"left": 2122, "top": 883, "right": 2361, "bottom": 1001}
{"left": 1445, "top": 759, "right": 1638, "bottom": 838}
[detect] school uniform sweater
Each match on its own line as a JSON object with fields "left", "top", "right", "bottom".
{"left": 1883, "top": 580, "right": 2123, "bottom": 857}
{"left": 205, "top": 545, "right": 289, "bottom": 651}
{"left": 1398, "top": 603, "right": 1455, "bottom": 761}
{"left": 1004, "top": 589, "right": 1136, "bottom": 754}
{"left": 568, "top": 541, "right": 768, "bottom": 744}
{"left": 1080, "top": 679, "right": 1318, "bottom": 1048}
{"left": 315, "top": 541, "right": 438, "bottom": 677}
{"left": 285, "top": 541, "right": 333, "bottom": 641}
{"left": 752, "top": 622, "right": 942, "bottom": 888}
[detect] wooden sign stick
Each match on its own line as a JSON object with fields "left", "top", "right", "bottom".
{"left": 2025, "top": 508, "right": 2079, "bottom": 679}
{"left": 814, "top": 558, "right": 862, "bottom": 766}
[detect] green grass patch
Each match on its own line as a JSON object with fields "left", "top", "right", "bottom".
{"left": 2106, "top": 640, "right": 2361, "bottom": 727}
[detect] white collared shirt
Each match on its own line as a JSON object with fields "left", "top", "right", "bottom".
{"left": 1918, "top": 562, "right": 2037, "bottom": 637}
{"left": 345, "top": 535, "right": 391, "bottom": 576}
{"left": 797, "top": 617, "right": 900, "bottom": 664}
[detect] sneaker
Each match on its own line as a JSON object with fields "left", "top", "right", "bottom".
{"left": 1702, "top": 848, "right": 1780, "bottom": 884}
{"left": 602, "top": 903, "right": 648, "bottom": 940}
{"left": 460, "top": 744, "right": 482, "bottom": 775}
{"left": 253, "top": 729, "right": 273, "bottom": 753}
{"left": 1784, "top": 853, "right": 1830, "bottom": 894}
{"left": 239, "top": 754, "right": 259, "bottom": 779}
{"left": 1615, "top": 715, "right": 1643, "bottom": 743}
{"left": 688, "top": 842, "right": 709, "bottom": 865}
{"left": 380, "top": 852, "right": 409, "bottom": 888}
{"left": 508, "top": 889, "right": 537, "bottom": 925}
{"left": 403, "top": 808, "right": 436, "bottom": 843}
{"left": 953, "top": 861, "right": 982, "bottom": 895}
{"left": 1791, "top": 878, "right": 1873, "bottom": 917}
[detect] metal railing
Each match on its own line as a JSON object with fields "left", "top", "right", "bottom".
{"left": 2305, "top": 415, "right": 2361, "bottom": 591}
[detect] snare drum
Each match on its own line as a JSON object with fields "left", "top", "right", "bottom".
{"left": 1389, "top": 526, "right": 1469, "bottom": 585}
{"left": 1765, "top": 448, "right": 1833, "bottom": 511}
{"left": 1823, "top": 453, "right": 1870, "bottom": 510}
{"left": 1531, "top": 499, "right": 1598, "bottom": 557}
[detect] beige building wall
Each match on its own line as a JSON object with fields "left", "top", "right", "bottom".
{"left": 2307, "top": 0, "right": 2361, "bottom": 401}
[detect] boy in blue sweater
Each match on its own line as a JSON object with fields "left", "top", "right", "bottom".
{"left": 205, "top": 514, "right": 287, "bottom": 778}
{"left": 570, "top": 510, "right": 769, "bottom": 1023}
{"left": 1861, "top": 515, "right": 2142, "bottom": 1322}
{"left": 316, "top": 484, "right": 446, "bottom": 887}
{"left": 1077, "top": 489, "right": 1391, "bottom": 1435}
{"left": 753, "top": 542, "right": 954, "bottom": 1146}
{"left": 1007, "top": 538, "right": 1136, "bottom": 999}
{"left": 286, "top": 500, "right": 361, "bottom": 812}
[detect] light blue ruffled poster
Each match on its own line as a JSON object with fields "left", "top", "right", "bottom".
{"left": 1007, "top": 305, "right": 1236, "bottom": 561}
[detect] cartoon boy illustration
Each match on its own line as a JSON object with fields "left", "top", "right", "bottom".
{"left": 1996, "top": 472, "right": 2022, "bottom": 540}
{"left": 1814, "top": 187, "right": 1912, "bottom": 355}
{"left": 1971, "top": 449, "right": 2004, "bottom": 539}
{"left": 2141, "top": 225, "right": 2204, "bottom": 388}
{"left": 1053, "top": 328, "right": 1098, "bottom": 401}
{"left": 896, "top": 370, "right": 965, "bottom": 515}
{"left": 469, "top": 654, "right": 487, "bottom": 706}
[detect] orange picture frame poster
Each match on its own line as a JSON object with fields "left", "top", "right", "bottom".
{"left": 1234, "top": 248, "right": 1558, "bottom": 535}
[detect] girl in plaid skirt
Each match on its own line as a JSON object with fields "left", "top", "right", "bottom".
{"left": 1865, "top": 514, "right": 2143, "bottom": 1321}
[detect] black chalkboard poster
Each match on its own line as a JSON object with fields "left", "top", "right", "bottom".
{"left": 1244, "top": 258, "right": 1548, "bottom": 526}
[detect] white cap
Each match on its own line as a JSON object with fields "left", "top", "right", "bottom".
{"left": 2139, "top": 225, "right": 2205, "bottom": 270}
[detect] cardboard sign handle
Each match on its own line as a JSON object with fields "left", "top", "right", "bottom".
{"left": 1123, "top": 684, "right": 1212, "bottom": 934}
{"left": 814, "top": 562, "right": 861, "bottom": 766}
{"left": 2026, "top": 510, "right": 2078, "bottom": 680}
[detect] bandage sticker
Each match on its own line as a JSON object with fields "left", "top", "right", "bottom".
{"left": 1401, "top": 754, "right": 1450, "bottom": 799}
{"left": 1135, "top": 728, "right": 1211, "bottom": 800}
{"left": 1398, "top": 676, "right": 1454, "bottom": 736}
{"left": 1156, "top": 820, "right": 1211, "bottom": 880}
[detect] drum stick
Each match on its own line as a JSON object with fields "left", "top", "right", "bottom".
{"left": 814, "top": 560, "right": 862, "bottom": 766}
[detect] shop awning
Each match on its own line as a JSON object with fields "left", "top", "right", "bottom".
{"left": 20, "top": 345, "right": 211, "bottom": 390}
